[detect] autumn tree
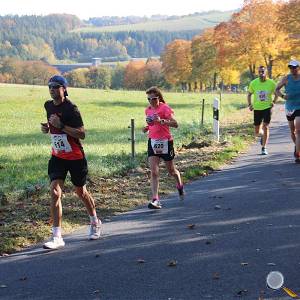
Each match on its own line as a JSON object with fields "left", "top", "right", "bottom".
{"left": 65, "top": 68, "right": 89, "bottom": 88}
{"left": 143, "top": 58, "right": 165, "bottom": 88}
{"left": 214, "top": 0, "right": 290, "bottom": 79}
{"left": 191, "top": 29, "right": 219, "bottom": 91}
{"left": 123, "top": 60, "right": 146, "bottom": 90}
{"left": 278, "top": 0, "right": 300, "bottom": 58}
{"left": 0, "top": 59, "right": 58, "bottom": 85}
{"left": 111, "top": 64, "right": 125, "bottom": 90}
{"left": 161, "top": 39, "right": 192, "bottom": 91}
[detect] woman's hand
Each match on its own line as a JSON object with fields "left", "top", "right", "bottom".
{"left": 152, "top": 113, "right": 161, "bottom": 123}
{"left": 142, "top": 126, "right": 149, "bottom": 133}
{"left": 146, "top": 116, "right": 154, "bottom": 124}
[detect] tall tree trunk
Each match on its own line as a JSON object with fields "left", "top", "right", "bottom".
{"left": 194, "top": 81, "right": 198, "bottom": 92}
{"left": 181, "top": 82, "right": 185, "bottom": 92}
{"left": 266, "top": 56, "right": 273, "bottom": 79}
{"left": 249, "top": 64, "right": 256, "bottom": 79}
{"left": 188, "top": 82, "right": 192, "bottom": 92}
{"left": 213, "top": 72, "right": 218, "bottom": 90}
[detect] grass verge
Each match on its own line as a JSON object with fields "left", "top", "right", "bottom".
{"left": 0, "top": 117, "right": 253, "bottom": 255}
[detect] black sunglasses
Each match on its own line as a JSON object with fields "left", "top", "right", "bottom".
{"left": 289, "top": 66, "right": 299, "bottom": 69}
{"left": 147, "top": 96, "right": 159, "bottom": 101}
{"left": 48, "top": 83, "right": 63, "bottom": 89}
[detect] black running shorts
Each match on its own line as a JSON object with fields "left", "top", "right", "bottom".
{"left": 48, "top": 155, "right": 88, "bottom": 187}
{"left": 254, "top": 108, "right": 272, "bottom": 126}
{"left": 286, "top": 109, "right": 300, "bottom": 121}
{"left": 147, "top": 139, "right": 175, "bottom": 161}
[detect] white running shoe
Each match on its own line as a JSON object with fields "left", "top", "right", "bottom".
{"left": 148, "top": 199, "right": 162, "bottom": 209}
{"left": 89, "top": 219, "right": 102, "bottom": 240}
{"left": 43, "top": 236, "right": 65, "bottom": 249}
{"left": 261, "top": 147, "right": 268, "bottom": 155}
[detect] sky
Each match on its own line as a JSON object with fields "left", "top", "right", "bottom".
{"left": 1, "top": 0, "right": 244, "bottom": 19}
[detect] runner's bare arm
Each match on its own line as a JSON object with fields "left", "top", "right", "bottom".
{"left": 275, "top": 76, "right": 288, "bottom": 99}
{"left": 273, "top": 92, "right": 279, "bottom": 104}
{"left": 62, "top": 126, "right": 85, "bottom": 140}
{"left": 160, "top": 116, "right": 178, "bottom": 128}
{"left": 48, "top": 114, "right": 85, "bottom": 139}
{"left": 247, "top": 92, "right": 254, "bottom": 111}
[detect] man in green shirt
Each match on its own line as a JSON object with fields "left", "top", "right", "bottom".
{"left": 247, "top": 66, "right": 278, "bottom": 155}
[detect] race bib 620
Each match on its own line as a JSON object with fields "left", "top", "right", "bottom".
{"left": 151, "top": 139, "right": 168, "bottom": 154}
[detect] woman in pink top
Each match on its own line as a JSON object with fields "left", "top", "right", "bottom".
{"left": 143, "top": 86, "right": 184, "bottom": 209}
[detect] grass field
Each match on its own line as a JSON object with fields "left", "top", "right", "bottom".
{"left": 0, "top": 84, "right": 248, "bottom": 198}
{"left": 75, "top": 11, "right": 234, "bottom": 33}
{"left": 0, "top": 83, "right": 253, "bottom": 253}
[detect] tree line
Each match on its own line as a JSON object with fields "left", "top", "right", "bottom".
{"left": 0, "top": 14, "right": 198, "bottom": 63}
{"left": 0, "top": 57, "right": 169, "bottom": 90}
{"left": 1, "top": 0, "right": 298, "bottom": 91}
{"left": 160, "top": 0, "right": 300, "bottom": 91}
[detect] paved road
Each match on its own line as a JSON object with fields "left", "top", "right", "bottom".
{"left": 1, "top": 105, "right": 300, "bottom": 300}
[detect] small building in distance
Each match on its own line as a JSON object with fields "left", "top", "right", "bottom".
{"left": 52, "top": 58, "right": 114, "bottom": 73}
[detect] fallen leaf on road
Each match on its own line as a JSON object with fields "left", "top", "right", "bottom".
{"left": 267, "top": 262, "right": 276, "bottom": 266}
{"left": 93, "top": 290, "right": 100, "bottom": 294}
{"left": 168, "top": 260, "right": 177, "bottom": 267}
{"left": 19, "top": 277, "right": 27, "bottom": 281}
{"left": 0, "top": 285, "right": 7, "bottom": 288}
{"left": 236, "top": 289, "right": 248, "bottom": 296}
{"left": 188, "top": 224, "right": 195, "bottom": 229}
{"left": 214, "top": 205, "right": 221, "bottom": 210}
{"left": 137, "top": 259, "right": 145, "bottom": 264}
{"left": 241, "top": 262, "right": 248, "bottom": 266}
{"left": 212, "top": 272, "right": 220, "bottom": 280}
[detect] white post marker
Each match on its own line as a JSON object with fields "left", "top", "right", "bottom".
{"left": 213, "top": 98, "right": 220, "bottom": 141}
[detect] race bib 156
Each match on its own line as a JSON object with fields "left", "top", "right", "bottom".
{"left": 151, "top": 139, "right": 168, "bottom": 154}
{"left": 51, "top": 134, "right": 72, "bottom": 153}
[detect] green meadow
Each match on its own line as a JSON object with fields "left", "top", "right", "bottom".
{"left": 0, "top": 83, "right": 248, "bottom": 197}
{"left": 75, "top": 11, "right": 233, "bottom": 33}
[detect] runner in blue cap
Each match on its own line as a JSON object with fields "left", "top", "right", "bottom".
{"left": 41, "top": 75, "right": 101, "bottom": 249}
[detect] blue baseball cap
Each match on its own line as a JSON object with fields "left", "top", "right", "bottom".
{"left": 48, "top": 75, "right": 68, "bottom": 96}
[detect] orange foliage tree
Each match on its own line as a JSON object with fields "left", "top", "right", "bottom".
{"left": 161, "top": 39, "right": 192, "bottom": 90}
{"left": 123, "top": 60, "right": 146, "bottom": 90}
{"left": 191, "top": 29, "right": 219, "bottom": 90}
{"left": 214, "top": 0, "right": 290, "bottom": 79}
{"left": 278, "top": 0, "right": 300, "bottom": 57}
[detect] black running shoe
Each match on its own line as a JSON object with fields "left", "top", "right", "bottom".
{"left": 294, "top": 146, "right": 297, "bottom": 158}
{"left": 177, "top": 185, "right": 185, "bottom": 200}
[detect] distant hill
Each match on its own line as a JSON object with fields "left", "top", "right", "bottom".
{"left": 0, "top": 11, "right": 234, "bottom": 63}
{"left": 76, "top": 10, "right": 234, "bottom": 33}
